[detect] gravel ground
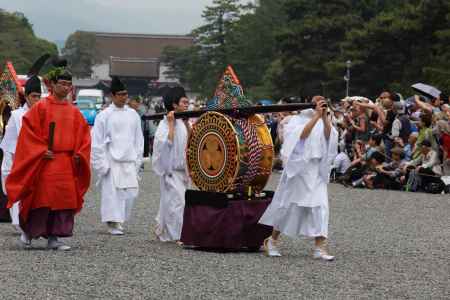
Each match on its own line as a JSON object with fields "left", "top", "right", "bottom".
{"left": 0, "top": 164, "right": 449, "bottom": 299}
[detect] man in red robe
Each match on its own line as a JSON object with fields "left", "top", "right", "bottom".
{"left": 6, "top": 69, "right": 91, "bottom": 250}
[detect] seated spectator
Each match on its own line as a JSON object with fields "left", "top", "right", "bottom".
{"left": 433, "top": 117, "right": 450, "bottom": 175}
{"left": 414, "top": 113, "right": 438, "bottom": 159}
{"left": 403, "top": 140, "right": 443, "bottom": 192}
{"left": 338, "top": 134, "right": 384, "bottom": 185}
{"left": 332, "top": 145, "right": 351, "bottom": 178}
{"left": 360, "top": 151, "right": 385, "bottom": 189}
{"left": 399, "top": 132, "right": 418, "bottom": 161}
{"left": 360, "top": 134, "right": 385, "bottom": 161}
{"left": 373, "top": 147, "right": 406, "bottom": 190}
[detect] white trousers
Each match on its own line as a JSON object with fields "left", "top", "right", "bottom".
{"left": 100, "top": 171, "right": 138, "bottom": 223}
{"left": 9, "top": 202, "right": 20, "bottom": 226}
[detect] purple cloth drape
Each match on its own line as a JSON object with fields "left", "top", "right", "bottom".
{"left": 181, "top": 195, "right": 272, "bottom": 250}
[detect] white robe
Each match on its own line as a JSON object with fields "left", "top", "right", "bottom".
{"left": 0, "top": 104, "right": 29, "bottom": 226}
{"left": 152, "top": 117, "right": 189, "bottom": 241}
{"left": 259, "top": 109, "right": 338, "bottom": 238}
{"left": 91, "top": 104, "right": 144, "bottom": 224}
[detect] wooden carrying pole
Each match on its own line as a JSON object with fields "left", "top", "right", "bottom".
{"left": 142, "top": 103, "right": 315, "bottom": 121}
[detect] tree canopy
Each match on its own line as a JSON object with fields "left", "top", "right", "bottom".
{"left": 163, "top": 0, "right": 450, "bottom": 100}
{"left": 0, "top": 9, "right": 57, "bottom": 74}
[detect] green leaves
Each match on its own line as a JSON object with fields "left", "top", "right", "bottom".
{"left": 0, "top": 9, "right": 57, "bottom": 75}
{"left": 161, "top": 0, "right": 450, "bottom": 100}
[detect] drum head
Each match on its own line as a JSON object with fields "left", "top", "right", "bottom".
{"left": 187, "top": 112, "right": 240, "bottom": 192}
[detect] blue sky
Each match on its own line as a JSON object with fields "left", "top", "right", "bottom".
{"left": 0, "top": 0, "right": 252, "bottom": 42}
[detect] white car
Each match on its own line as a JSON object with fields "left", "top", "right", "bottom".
{"left": 77, "top": 89, "right": 104, "bottom": 110}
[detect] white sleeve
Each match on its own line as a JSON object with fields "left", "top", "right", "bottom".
{"left": 152, "top": 120, "right": 173, "bottom": 176}
{"left": 134, "top": 113, "right": 145, "bottom": 172}
{"left": 0, "top": 115, "right": 19, "bottom": 154}
{"left": 391, "top": 118, "right": 401, "bottom": 138}
{"left": 1, "top": 151, "right": 14, "bottom": 194}
{"left": 91, "top": 113, "right": 110, "bottom": 176}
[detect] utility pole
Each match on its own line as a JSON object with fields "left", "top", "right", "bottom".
{"left": 345, "top": 60, "right": 351, "bottom": 97}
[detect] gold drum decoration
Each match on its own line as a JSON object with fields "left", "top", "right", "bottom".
{"left": 186, "top": 111, "right": 273, "bottom": 193}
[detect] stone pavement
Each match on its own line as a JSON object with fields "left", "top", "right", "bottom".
{"left": 0, "top": 167, "right": 448, "bottom": 299}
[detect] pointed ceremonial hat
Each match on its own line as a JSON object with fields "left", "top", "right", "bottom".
{"left": 24, "top": 75, "right": 41, "bottom": 95}
{"left": 110, "top": 76, "right": 127, "bottom": 94}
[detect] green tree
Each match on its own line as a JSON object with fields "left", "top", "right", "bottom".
{"left": 162, "top": 0, "right": 246, "bottom": 98}
{"left": 62, "top": 31, "right": 100, "bottom": 78}
{"left": 226, "top": 0, "right": 288, "bottom": 99}
{"left": 163, "top": 0, "right": 450, "bottom": 100}
{"left": 273, "top": 0, "right": 362, "bottom": 99}
{"left": 0, "top": 9, "right": 57, "bottom": 74}
{"left": 162, "top": 45, "right": 211, "bottom": 94}
{"left": 340, "top": 0, "right": 450, "bottom": 97}
{"left": 163, "top": 0, "right": 288, "bottom": 100}
{"left": 422, "top": 1, "right": 450, "bottom": 91}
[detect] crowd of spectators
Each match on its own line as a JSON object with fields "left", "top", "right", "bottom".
{"left": 268, "top": 91, "right": 450, "bottom": 194}
{"left": 125, "top": 88, "right": 450, "bottom": 194}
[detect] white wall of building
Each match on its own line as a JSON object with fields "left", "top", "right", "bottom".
{"left": 91, "top": 62, "right": 178, "bottom": 83}
{"left": 91, "top": 63, "right": 110, "bottom": 80}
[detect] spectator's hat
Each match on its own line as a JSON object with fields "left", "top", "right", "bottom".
{"left": 393, "top": 100, "right": 406, "bottom": 114}
{"left": 421, "top": 140, "right": 432, "bottom": 147}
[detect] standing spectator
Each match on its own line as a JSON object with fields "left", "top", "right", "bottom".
{"left": 348, "top": 103, "right": 369, "bottom": 142}
{"left": 353, "top": 100, "right": 385, "bottom": 134}
{"left": 391, "top": 101, "right": 412, "bottom": 144}
{"left": 380, "top": 92, "right": 397, "bottom": 159}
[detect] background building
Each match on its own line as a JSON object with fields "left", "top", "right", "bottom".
{"left": 85, "top": 31, "right": 194, "bottom": 96}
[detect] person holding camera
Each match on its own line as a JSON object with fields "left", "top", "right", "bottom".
{"left": 259, "top": 96, "right": 338, "bottom": 259}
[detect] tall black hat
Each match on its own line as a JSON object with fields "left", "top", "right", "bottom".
{"left": 163, "top": 86, "right": 186, "bottom": 111}
{"left": 110, "top": 76, "right": 127, "bottom": 94}
{"left": 47, "top": 57, "right": 72, "bottom": 82}
{"left": 24, "top": 75, "right": 41, "bottom": 96}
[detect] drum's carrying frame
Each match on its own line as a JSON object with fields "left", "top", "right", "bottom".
{"left": 144, "top": 66, "right": 316, "bottom": 196}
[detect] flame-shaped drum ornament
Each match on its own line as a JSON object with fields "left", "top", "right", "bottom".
{"left": 186, "top": 111, "right": 274, "bottom": 193}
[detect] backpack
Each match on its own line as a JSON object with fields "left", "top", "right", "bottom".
{"left": 424, "top": 181, "right": 445, "bottom": 194}
{"left": 406, "top": 171, "right": 421, "bottom": 192}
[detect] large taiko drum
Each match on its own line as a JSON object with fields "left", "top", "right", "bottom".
{"left": 186, "top": 111, "right": 274, "bottom": 193}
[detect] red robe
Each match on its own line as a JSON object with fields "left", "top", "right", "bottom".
{"left": 6, "top": 96, "right": 91, "bottom": 222}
